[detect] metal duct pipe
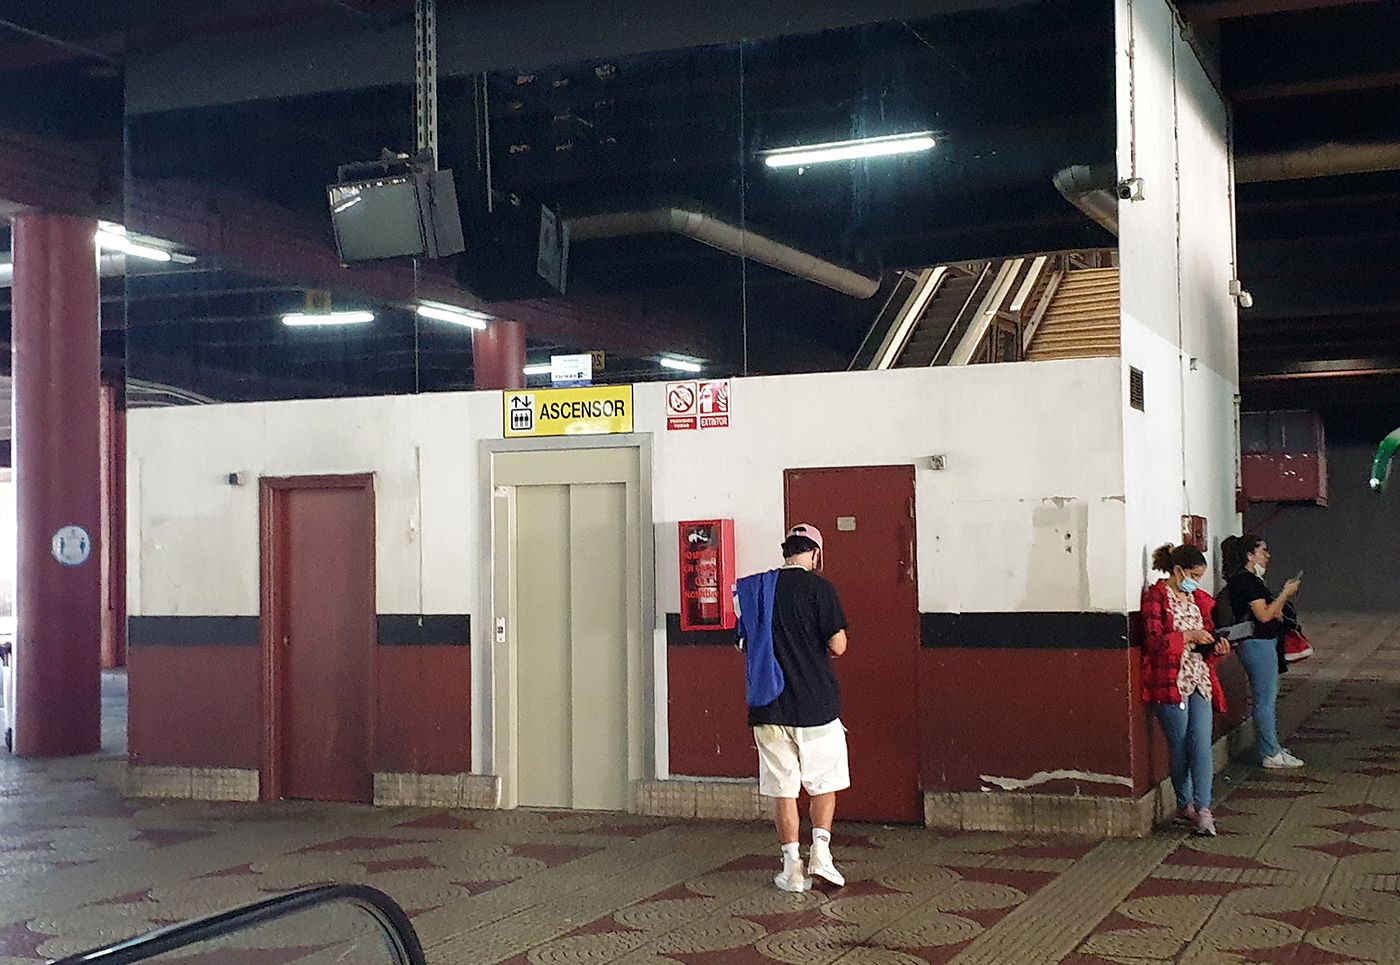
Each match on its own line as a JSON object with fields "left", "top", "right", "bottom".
{"left": 1052, "top": 163, "right": 1120, "bottom": 236}
{"left": 0, "top": 253, "right": 128, "bottom": 288}
{"left": 566, "top": 207, "right": 880, "bottom": 299}
{"left": 1235, "top": 142, "right": 1400, "bottom": 183}
{"left": 1054, "top": 143, "right": 1400, "bottom": 234}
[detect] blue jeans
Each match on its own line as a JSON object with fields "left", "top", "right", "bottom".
{"left": 1238, "top": 637, "right": 1282, "bottom": 759}
{"left": 1155, "top": 693, "right": 1214, "bottom": 811}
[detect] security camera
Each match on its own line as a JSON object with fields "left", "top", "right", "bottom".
{"left": 1237, "top": 291, "right": 1253, "bottom": 309}
{"left": 1116, "top": 177, "right": 1146, "bottom": 202}
{"left": 1229, "top": 279, "right": 1253, "bottom": 309}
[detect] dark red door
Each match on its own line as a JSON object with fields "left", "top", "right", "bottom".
{"left": 785, "top": 466, "right": 921, "bottom": 823}
{"left": 264, "top": 477, "right": 375, "bottom": 802}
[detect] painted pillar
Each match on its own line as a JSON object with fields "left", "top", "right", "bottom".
{"left": 471, "top": 319, "right": 526, "bottom": 391}
{"left": 11, "top": 213, "right": 102, "bottom": 757}
{"left": 99, "top": 379, "right": 127, "bottom": 669}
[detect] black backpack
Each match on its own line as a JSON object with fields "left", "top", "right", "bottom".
{"left": 1211, "top": 584, "right": 1237, "bottom": 629}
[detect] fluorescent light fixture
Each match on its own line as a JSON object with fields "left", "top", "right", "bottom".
{"left": 659, "top": 357, "right": 703, "bottom": 373}
{"left": 282, "top": 311, "right": 375, "bottom": 327}
{"left": 332, "top": 195, "right": 363, "bottom": 214}
{"left": 762, "top": 131, "right": 936, "bottom": 169}
{"left": 95, "top": 223, "right": 196, "bottom": 263}
{"left": 416, "top": 302, "right": 491, "bottom": 330}
{"left": 523, "top": 363, "right": 552, "bottom": 376}
{"left": 96, "top": 228, "right": 173, "bottom": 262}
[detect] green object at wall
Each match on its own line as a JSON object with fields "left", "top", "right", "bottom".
{"left": 1372, "top": 428, "right": 1400, "bottom": 494}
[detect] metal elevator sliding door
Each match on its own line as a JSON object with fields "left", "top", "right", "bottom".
{"left": 507, "top": 449, "right": 635, "bottom": 811}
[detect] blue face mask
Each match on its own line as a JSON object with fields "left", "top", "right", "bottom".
{"left": 1180, "top": 578, "right": 1200, "bottom": 594}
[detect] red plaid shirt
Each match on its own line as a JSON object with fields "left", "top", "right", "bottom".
{"left": 1140, "top": 580, "right": 1227, "bottom": 713}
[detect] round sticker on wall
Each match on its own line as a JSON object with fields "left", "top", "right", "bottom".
{"left": 51, "top": 525, "right": 92, "bottom": 567}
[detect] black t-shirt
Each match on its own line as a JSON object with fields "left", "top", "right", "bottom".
{"left": 1227, "top": 571, "right": 1282, "bottom": 641}
{"left": 747, "top": 568, "right": 848, "bottom": 728}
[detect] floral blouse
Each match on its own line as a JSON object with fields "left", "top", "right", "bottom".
{"left": 1167, "top": 589, "right": 1213, "bottom": 702}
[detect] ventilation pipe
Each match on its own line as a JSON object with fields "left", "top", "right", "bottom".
{"left": 1055, "top": 143, "right": 1400, "bottom": 236}
{"left": 1235, "top": 142, "right": 1400, "bottom": 184}
{"left": 566, "top": 207, "right": 880, "bottom": 299}
{"left": 1052, "top": 164, "right": 1120, "bottom": 236}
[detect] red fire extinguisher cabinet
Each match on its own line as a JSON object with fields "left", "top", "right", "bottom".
{"left": 678, "top": 519, "right": 737, "bottom": 631}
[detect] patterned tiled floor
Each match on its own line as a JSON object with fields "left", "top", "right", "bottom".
{"left": 3, "top": 614, "right": 1400, "bottom": 964}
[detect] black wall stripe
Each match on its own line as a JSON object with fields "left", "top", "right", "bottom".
{"left": 665, "top": 612, "right": 739, "bottom": 647}
{"left": 377, "top": 614, "right": 471, "bottom": 647}
{"left": 921, "top": 611, "right": 1132, "bottom": 649}
{"left": 129, "top": 615, "right": 473, "bottom": 647}
{"left": 128, "top": 616, "right": 260, "bottom": 647}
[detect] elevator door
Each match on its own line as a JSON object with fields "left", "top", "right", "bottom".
{"left": 494, "top": 447, "right": 643, "bottom": 811}
{"left": 263, "top": 476, "right": 375, "bottom": 803}
{"left": 785, "top": 466, "right": 922, "bottom": 823}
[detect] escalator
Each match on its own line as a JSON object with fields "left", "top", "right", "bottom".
{"left": 854, "top": 248, "right": 1120, "bottom": 370}
{"left": 52, "top": 885, "right": 426, "bottom": 965}
{"left": 894, "top": 269, "right": 986, "bottom": 368}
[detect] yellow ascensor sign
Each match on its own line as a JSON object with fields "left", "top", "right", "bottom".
{"left": 503, "top": 385, "right": 634, "bottom": 438}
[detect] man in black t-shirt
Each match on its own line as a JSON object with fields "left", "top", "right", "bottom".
{"left": 736, "top": 523, "right": 850, "bottom": 893}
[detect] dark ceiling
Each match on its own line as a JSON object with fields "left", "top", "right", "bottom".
{"left": 1175, "top": 0, "right": 1400, "bottom": 434}
{"left": 0, "top": 0, "right": 1398, "bottom": 420}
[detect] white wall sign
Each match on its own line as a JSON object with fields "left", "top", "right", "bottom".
{"left": 550, "top": 353, "right": 593, "bottom": 387}
{"left": 51, "top": 525, "right": 92, "bottom": 567}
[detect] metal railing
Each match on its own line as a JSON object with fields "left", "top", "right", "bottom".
{"left": 51, "top": 885, "right": 427, "bottom": 965}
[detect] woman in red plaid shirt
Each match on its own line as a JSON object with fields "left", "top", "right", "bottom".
{"left": 1141, "top": 543, "right": 1232, "bottom": 837}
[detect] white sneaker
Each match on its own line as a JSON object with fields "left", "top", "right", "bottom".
{"left": 774, "top": 856, "right": 810, "bottom": 892}
{"left": 1262, "top": 751, "right": 1304, "bottom": 769}
{"left": 807, "top": 843, "right": 845, "bottom": 887}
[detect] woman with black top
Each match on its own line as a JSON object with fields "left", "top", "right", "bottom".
{"left": 1222, "top": 533, "right": 1303, "bottom": 769}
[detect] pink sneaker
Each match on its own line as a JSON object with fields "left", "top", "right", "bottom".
{"left": 1173, "top": 804, "right": 1198, "bottom": 827}
{"left": 1195, "top": 809, "right": 1218, "bottom": 837}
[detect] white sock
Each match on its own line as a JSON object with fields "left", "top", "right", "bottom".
{"left": 781, "top": 842, "right": 801, "bottom": 862}
{"left": 812, "top": 828, "right": 832, "bottom": 849}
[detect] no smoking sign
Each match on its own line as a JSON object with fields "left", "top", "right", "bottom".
{"left": 666, "top": 380, "right": 730, "bottom": 432}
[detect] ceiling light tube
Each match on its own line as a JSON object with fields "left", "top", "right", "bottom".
{"left": 659, "top": 357, "right": 703, "bottom": 373}
{"left": 762, "top": 132, "right": 936, "bottom": 169}
{"left": 282, "top": 311, "right": 375, "bottom": 327}
{"left": 523, "top": 363, "right": 552, "bottom": 376}
{"left": 96, "top": 230, "right": 173, "bottom": 262}
{"left": 416, "top": 303, "right": 491, "bottom": 329}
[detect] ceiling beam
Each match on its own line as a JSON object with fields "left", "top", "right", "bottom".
{"left": 1232, "top": 68, "right": 1400, "bottom": 102}
{"left": 0, "top": 127, "right": 118, "bottom": 216}
{"left": 1179, "top": 0, "right": 1381, "bottom": 23}
{"left": 126, "top": 0, "right": 1038, "bottom": 115}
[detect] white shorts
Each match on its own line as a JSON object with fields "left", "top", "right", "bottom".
{"left": 753, "top": 719, "right": 850, "bottom": 798}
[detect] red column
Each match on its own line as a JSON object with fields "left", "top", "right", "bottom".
{"left": 100, "top": 380, "right": 127, "bottom": 669}
{"left": 472, "top": 319, "right": 526, "bottom": 390}
{"left": 11, "top": 213, "right": 102, "bottom": 757}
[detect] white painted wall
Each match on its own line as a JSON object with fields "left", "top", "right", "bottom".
{"left": 640, "top": 363, "right": 1127, "bottom": 618}
{"left": 128, "top": 359, "right": 1129, "bottom": 621}
{"left": 1116, "top": 0, "right": 1239, "bottom": 603}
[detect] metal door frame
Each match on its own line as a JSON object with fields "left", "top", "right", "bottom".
{"left": 477, "top": 435, "right": 656, "bottom": 808}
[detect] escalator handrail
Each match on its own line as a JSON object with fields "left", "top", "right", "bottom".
{"left": 50, "top": 884, "right": 427, "bottom": 965}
